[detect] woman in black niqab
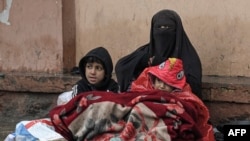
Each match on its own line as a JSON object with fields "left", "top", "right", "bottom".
{"left": 115, "top": 9, "right": 202, "bottom": 98}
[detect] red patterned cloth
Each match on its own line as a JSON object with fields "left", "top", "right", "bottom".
{"left": 131, "top": 58, "right": 186, "bottom": 92}
{"left": 49, "top": 90, "right": 214, "bottom": 141}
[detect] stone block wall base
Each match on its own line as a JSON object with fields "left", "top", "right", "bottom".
{"left": 0, "top": 92, "right": 58, "bottom": 139}
{"left": 205, "top": 102, "right": 250, "bottom": 126}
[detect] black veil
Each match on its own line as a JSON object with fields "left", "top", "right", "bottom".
{"left": 115, "top": 9, "right": 202, "bottom": 98}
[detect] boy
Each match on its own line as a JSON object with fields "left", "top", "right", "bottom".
{"left": 57, "top": 47, "right": 118, "bottom": 105}
{"left": 73, "top": 47, "right": 118, "bottom": 96}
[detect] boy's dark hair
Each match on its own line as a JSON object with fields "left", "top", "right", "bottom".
{"left": 84, "top": 56, "right": 105, "bottom": 71}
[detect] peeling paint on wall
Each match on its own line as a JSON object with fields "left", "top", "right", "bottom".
{"left": 0, "top": 0, "right": 12, "bottom": 25}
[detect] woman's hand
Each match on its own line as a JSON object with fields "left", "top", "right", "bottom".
{"left": 148, "top": 56, "right": 155, "bottom": 66}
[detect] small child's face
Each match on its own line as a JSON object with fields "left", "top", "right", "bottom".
{"left": 85, "top": 62, "right": 105, "bottom": 85}
{"left": 153, "top": 77, "right": 174, "bottom": 92}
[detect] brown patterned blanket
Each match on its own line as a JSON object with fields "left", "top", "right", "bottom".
{"left": 49, "top": 90, "right": 214, "bottom": 141}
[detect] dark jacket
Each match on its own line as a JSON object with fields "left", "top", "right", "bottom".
{"left": 72, "top": 47, "right": 119, "bottom": 97}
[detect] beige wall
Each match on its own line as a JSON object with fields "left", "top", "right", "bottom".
{"left": 76, "top": 0, "right": 250, "bottom": 77}
{"left": 0, "top": 0, "right": 64, "bottom": 73}
{"left": 1, "top": 0, "right": 250, "bottom": 77}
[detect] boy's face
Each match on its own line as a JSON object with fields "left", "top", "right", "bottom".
{"left": 85, "top": 62, "right": 105, "bottom": 85}
{"left": 153, "top": 77, "right": 174, "bottom": 92}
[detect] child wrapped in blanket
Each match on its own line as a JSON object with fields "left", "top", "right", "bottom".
{"left": 130, "top": 57, "right": 215, "bottom": 141}
{"left": 131, "top": 57, "right": 186, "bottom": 93}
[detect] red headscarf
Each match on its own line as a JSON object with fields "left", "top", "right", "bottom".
{"left": 131, "top": 58, "right": 186, "bottom": 91}
{"left": 148, "top": 58, "right": 186, "bottom": 90}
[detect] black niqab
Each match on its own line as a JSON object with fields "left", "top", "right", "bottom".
{"left": 115, "top": 9, "right": 202, "bottom": 98}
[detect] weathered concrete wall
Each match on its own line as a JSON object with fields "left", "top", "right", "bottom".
{"left": 1, "top": 0, "right": 250, "bottom": 76}
{"left": 0, "top": 0, "right": 74, "bottom": 73}
{"left": 0, "top": 73, "right": 81, "bottom": 139}
{"left": 62, "top": 0, "right": 76, "bottom": 73}
{"left": 0, "top": 91, "right": 59, "bottom": 139}
{"left": 202, "top": 76, "right": 250, "bottom": 124}
{"left": 76, "top": 0, "right": 250, "bottom": 77}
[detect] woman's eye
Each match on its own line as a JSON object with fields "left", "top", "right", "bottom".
{"left": 160, "top": 25, "right": 169, "bottom": 29}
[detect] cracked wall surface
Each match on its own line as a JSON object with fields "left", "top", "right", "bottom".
{"left": 0, "top": 0, "right": 64, "bottom": 73}
{"left": 1, "top": 0, "right": 250, "bottom": 76}
{"left": 76, "top": 0, "right": 250, "bottom": 77}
